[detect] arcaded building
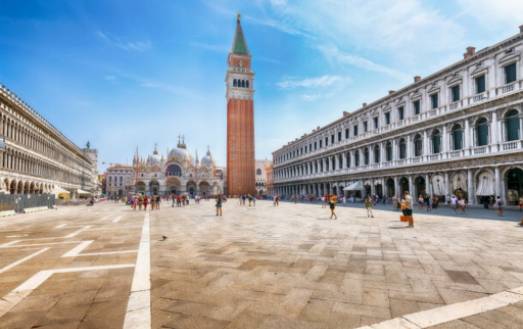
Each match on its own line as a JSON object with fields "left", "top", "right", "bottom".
{"left": 273, "top": 25, "right": 523, "bottom": 206}
{"left": 0, "top": 84, "right": 96, "bottom": 196}
{"left": 226, "top": 14, "right": 256, "bottom": 196}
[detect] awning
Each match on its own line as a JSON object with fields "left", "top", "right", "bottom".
{"left": 476, "top": 172, "right": 495, "bottom": 196}
{"left": 77, "top": 189, "right": 92, "bottom": 195}
{"left": 344, "top": 181, "right": 364, "bottom": 191}
{"left": 53, "top": 185, "right": 70, "bottom": 196}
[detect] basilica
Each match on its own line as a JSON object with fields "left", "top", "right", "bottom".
{"left": 106, "top": 137, "right": 224, "bottom": 198}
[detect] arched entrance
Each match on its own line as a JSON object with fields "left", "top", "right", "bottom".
{"left": 452, "top": 173, "right": 468, "bottom": 200}
{"left": 414, "top": 176, "right": 426, "bottom": 197}
{"left": 506, "top": 168, "right": 523, "bottom": 205}
{"left": 386, "top": 178, "right": 395, "bottom": 198}
{"left": 364, "top": 184, "right": 371, "bottom": 196}
{"left": 375, "top": 183, "right": 383, "bottom": 198}
{"left": 149, "top": 180, "right": 160, "bottom": 195}
{"left": 135, "top": 181, "right": 146, "bottom": 194}
{"left": 17, "top": 181, "right": 23, "bottom": 194}
{"left": 186, "top": 181, "right": 196, "bottom": 197}
{"left": 165, "top": 177, "right": 181, "bottom": 195}
{"left": 199, "top": 181, "right": 210, "bottom": 197}
{"left": 399, "top": 177, "right": 409, "bottom": 195}
{"left": 9, "top": 180, "right": 16, "bottom": 194}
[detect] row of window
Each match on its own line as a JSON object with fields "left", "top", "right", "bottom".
{"left": 0, "top": 110, "right": 89, "bottom": 172}
{"left": 0, "top": 147, "right": 81, "bottom": 184}
{"left": 275, "top": 62, "right": 519, "bottom": 165}
{"left": 232, "top": 79, "right": 250, "bottom": 88}
{"left": 275, "top": 110, "right": 521, "bottom": 179}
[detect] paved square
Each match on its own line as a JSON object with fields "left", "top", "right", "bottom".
{"left": 1, "top": 201, "right": 523, "bottom": 328}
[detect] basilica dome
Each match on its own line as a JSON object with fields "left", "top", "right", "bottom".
{"left": 168, "top": 147, "right": 190, "bottom": 163}
{"left": 201, "top": 149, "right": 215, "bottom": 168}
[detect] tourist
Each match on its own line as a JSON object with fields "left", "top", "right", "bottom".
{"left": 401, "top": 191, "right": 413, "bottom": 227}
{"left": 273, "top": 194, "right": 279, "bottom": 206}
{"left": 248, "top": 194, "right": 253, "bottom": 207}
{"left": 450, "top": 195, "right": 458, "bottom": 212}
{"left": 150, "top": 196, "right": 156, "bottom": 210}
{"left": 138, "top": 194, "right": 143, "bottom": 210}
{"left": 364, "top": 195, "right": 374, "bottom": 218}
{"left": 329, "top": 194, "right": 338, "bottom": 220}
{"left": 496, "top": 196, "right": 503, "bottom": 217}
{"left": 457, "top": 198, "right": 466, "bottom": 213}
{"left": 143, "top": 195, "right": 148, "bottom": 210}
{"left": 519, "top": 196, "right": 523, "bottom": 212}
{"left": 215, "top": 194, "right": 223, "bottom": 216}
{"left": 252, "top": 195, "right": 256, "bottom": 207}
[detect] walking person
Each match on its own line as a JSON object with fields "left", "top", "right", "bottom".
{"left": 401, "top": 191, "right": 414, "bottom": 227}
{"left": 329, "top": 194, "right": 338, "bottom": 220}
{"left": 364, "top": 195, "right": 374, "bottom": 218}
{"left": 215, "top": 194, "right": 223, "bottom": 216}
{"left": 496, "top": 196, "right": 504, "bottom": 217}
{"left": 143, "top": 195, "right": 148, "bottom": 210}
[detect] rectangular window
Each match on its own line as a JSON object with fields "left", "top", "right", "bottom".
{"left": 398, "top": 106, "right": 404, "bottom": 120}
{"left": 413, "top": 100, "right": 421, "bottom": 115}
{"left": 451, "top": 85, "right": 460, "bottom": 102}
{"left": 319, "top": 140, "right": 322, "bottom": 148}
{"left": 385, "top": 112, "right": 390, "bottom": 125}
{"left": 505, "top": 62, "right": 517, "bottom": 84}
{"left": 331, "top": 135, "right": 334, "bottom": 144}
{"left": 363, "top": 121, "right": 368, "bottom": 132}
{"left": 345, "top": 128, "right": 349, "bottom": 139}
{"left": 373, "top": 117, "right": 379, "bottom": 129}
{"left": 353, "top": 125, "right": 358, "bottom": 136}
{"left": 314, "top": 141, "right": 317, "bottom": 150}
{"left": 430, "top": 93, "right": 438, "bottom": 109}
{"left": 337, "top": 132, "right": 341, "bottom": 142}
{"left": 325, "top": 137, "right": 328, "bottom": 146}
{"left": 475, "top": 75, "right": 486, "bottom": 94}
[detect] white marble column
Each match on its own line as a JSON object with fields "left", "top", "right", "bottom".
{"left": 408, "top": 176, "right": 414, "bottom": 195}
{"left": 494, "top": 167, "right": 502, "bottom": 201}
{"left": 467, "top": 169, "right": 475, "bottom": 205}
{"left": 394, "top": 176, "right": 400, "bottom": 199}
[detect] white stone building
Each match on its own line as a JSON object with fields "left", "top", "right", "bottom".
{"left": 0, "top": 84, "right": 96, "bottom": 196}
{"left": 273, "top": 25, "right": 523, "bottom": 206}
{"left": 255, "top": 159, "right": 272, "bottom": 195}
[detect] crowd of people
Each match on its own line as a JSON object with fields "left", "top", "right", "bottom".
{"left": 129, "top": 194, "right": 161, "bottom": 210}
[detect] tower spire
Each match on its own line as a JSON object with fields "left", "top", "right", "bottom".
{"left": 232, "top": 12, "right": 249, "bottom": 55}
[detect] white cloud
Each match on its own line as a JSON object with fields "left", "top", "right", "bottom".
{"left": 277, "top": 74, "right": 347, "bottom": 89}
{"left": 457, "top": 0, "right": 523, "bottom": 26}
{"left": 318, "top": 45, "right": 409, "bottom": 81}
{"left": 96, "top": 30, "right": 151, "bottom": 52}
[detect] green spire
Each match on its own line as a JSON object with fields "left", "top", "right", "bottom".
{"left": 232, "top": 13, "right": 249, "bottom": 55}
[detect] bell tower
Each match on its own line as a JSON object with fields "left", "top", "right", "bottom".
{"left": 226, "top": 13, "right": 255, "bottom": 196}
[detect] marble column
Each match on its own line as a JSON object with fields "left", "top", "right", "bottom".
{"left": 467, "top": 169, "right": 475, "bottom": 205}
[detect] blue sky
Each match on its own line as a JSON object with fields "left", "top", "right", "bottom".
{"left": 1, "top": 0, "right": 522, "bottom": 170}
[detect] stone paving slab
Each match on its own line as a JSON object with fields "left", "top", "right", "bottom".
{"left": 0, "top": 201, "right": 522, "bottom": 328}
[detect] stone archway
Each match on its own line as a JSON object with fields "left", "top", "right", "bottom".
{"left": 29, "top": 182, "right": 35, "bottom": 194}
{"left": 149, "top": 180, "right": 160, "bottom": 195}
{"left": 386, "top": 178, "right": 395, "bottom": 198}
{"left": 399, "top": 177, "right": 409, "bottom": 195}
{"left": 17, "top": 181, "right": 23, "bottom": 194}
{"left": 506, "top": 168, "right": 523, "bottom": 205}
{"left": 9, "top": 180, "right": 16, "bottom": 194}
{"left": 414, "top": 176, "right": 426, "bottom": 197}
{"left": 186, "top": 181, "right": 197, "bottom": 197}
{"left": 199, "top": 181, "right": 210, "bottom": 197}
{"left": 135, "top": 181, "right": 146, "bottom": 194}
{"left": 165, "top": 177, "right": 181, "bottom": 195}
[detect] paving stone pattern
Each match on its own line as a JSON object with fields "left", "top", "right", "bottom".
{"left": 0, "top": 200, "right": 522, "bottom": 328}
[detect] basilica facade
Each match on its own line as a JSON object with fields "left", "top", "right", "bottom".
{"left": 273, "top": 25, "right": 523, "bottom": 206}
{"left": 106, "top": 138, "right": 224, "bottom": 198}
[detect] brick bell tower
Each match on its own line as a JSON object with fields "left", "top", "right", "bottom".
{"left": 226, "top": 13, "right": 255, "bottom": 196}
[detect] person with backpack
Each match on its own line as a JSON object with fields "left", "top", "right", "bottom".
{"left": 215, "top": 194, "right": 223, "bottom": 216}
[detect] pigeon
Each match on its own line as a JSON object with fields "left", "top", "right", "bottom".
{"left": 159, "top": 235, "right": 167, "bottom": 241}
